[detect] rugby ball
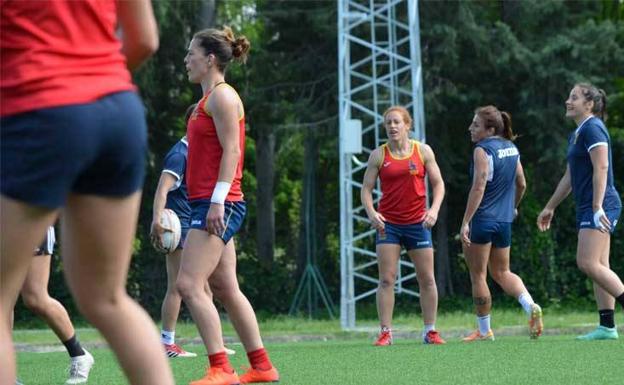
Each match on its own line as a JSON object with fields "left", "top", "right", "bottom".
{"left": 159, "top": 209, "right": 181, "bottom": 253}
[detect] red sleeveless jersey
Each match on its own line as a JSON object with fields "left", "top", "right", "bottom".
{"left": 186, "top": 86, "right": 245, "bottom": 202}
{"left": 0, "top": 0, "right": 135, "bottom": 117}
{"left": 377, "top": 140, "right": 427, "bottom": 224}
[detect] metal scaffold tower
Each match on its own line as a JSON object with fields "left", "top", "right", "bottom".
{"left": 338, "top": 0, "right": 425, "bottom": 329}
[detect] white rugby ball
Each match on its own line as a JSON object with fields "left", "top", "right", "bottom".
{"left": 159, "top": 209, "right": 181, "bottom": 253}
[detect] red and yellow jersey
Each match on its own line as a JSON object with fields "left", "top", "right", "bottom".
{"left": 186, "top": 85, "right": 245, "bottom": 202}
{"left": 0, "top": 0, "right": 135, "bottom": 117}
{"left": 377, "top": 140, "right": 427, "bottom": 224}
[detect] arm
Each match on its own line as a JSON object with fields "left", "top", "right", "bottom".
{"left": 514, "top": 160, "right": 526, "bottom": 215}
{"left": 116, "top": 0, "right": 159, "bottom": 71}
{"left": 205, "top": 88, "right": 242, "bottom": 235}
{"left": 360, "top": 149, "right": 386, "bottom": 230}
{"left": 421, "top": 144, "right": 445, "bottom": 229}
{"left": 536, "top": 165, "right": 571, "bottom": 231}
{"left": 150, "top": 172, "right": 177, "bottom": 250}
{"left": 589, "top": 145, "right": 611, "bottom": 232}
{"left": 460, "top": 147, "right": 488, "bottom": 245}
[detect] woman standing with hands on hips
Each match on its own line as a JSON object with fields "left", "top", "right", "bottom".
{"left": 537, "top": 84, "right": 623, "bottom": 340}
{"left": 361, "top": 106, "right": 447, "bottom": 346}
{"left": 176, "top": 27, "right": 279, "bottom": 385}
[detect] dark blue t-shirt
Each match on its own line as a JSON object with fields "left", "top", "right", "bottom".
{"left": 567, "top": 116, "right": 621, "bottom": 213}
{"left": 163, "top": 138, "right": 191, "bottom": 223}
{"left": 471, "top": 137, "right": 519, "bottom": 223}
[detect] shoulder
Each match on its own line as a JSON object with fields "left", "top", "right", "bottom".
{"left": 369, "top": 146, "right": 385, "bottom": 166}
{"left": 416, "top": 141, "right": 434, "bottom": 163}
{"left": 207, "top": 84, "right": 241, "bottom": 112}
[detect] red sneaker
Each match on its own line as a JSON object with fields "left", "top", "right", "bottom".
{"left": 190, "top": 367, "right": 240, "bottom": 385}
{"left": 374, "top": 328, "right": 393, "bottom": 346}
{"left": 239, "top": 366, "right": 279, "bottom": 384}
{"left": 164, "top": 343, "right": 197, "bottom": 358}
{"left": 423, "top": 330, "right": 446, "bottom": 345}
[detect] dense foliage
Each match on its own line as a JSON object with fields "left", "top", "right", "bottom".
{"left": 16, "top": 0, "right": 623, "bottom": 324}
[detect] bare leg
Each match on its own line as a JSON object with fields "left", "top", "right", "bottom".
{"left": 375, "top": 244, "right": 401, "bottom": 328}
{"left": 591, "top": 236, "right": 616, "bottom": 310}
{"left": 61, "top": 192, "right": 173, "bottom": 385}
{"left": 488, "top": 247, "right": 529, "bottom": 299}
{"left": 0, "top": 195, "right": 58, "bottom": 382}
{"left": 176, "top": 229, "right": 226, "bottom": 355}
{"left": 577, "top": 229, "right": 624, "bottom": 298}
{"left": 407, "top": 248, "right": 437, "bottom": 325}
{"left": 161, "top": 249, "right": 183, "bottom": 333}
{"left": 464, "top": 243, "right": 491, "bottom": 316}
{"left": 210, "top": 240, "right": 263, "bottom": 352}
{"left": 20, "top": 255, "right": 74, "bottom": 341}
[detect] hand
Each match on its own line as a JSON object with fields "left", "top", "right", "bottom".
{"left": 150, "top": 218, "right": 168, "bottom": 252}
{"left": 460, "top": 222, "right": 471, "bottom": 246}
{"left": 593, "top": 207, "right": 611, "bottom": 233}
{"left": 422, "top": 209, "right": 438, "bottom": 229}
{"left": 368, "top": 211, "right": 386, "bottom": 231}
{"left": 206, "top": 203, "right": 225, "bottom": 236}
{"left": 536, "top": 208, "right": 554, "bottom": 232}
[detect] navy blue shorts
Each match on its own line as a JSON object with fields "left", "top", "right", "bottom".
{"left": 577, "top": 207, "right": 621, "bottom": 233}
{"left": 1, "top": 91, "right": 147, "bottom": 208}
{"left": 469, "top": 219, "right": 512, "bottom": 248}
{"left": 376, "top": 222, "right": 432, "bottom": 250}
{"left": 189, "top": 200, "right": 246, "bottom": 243}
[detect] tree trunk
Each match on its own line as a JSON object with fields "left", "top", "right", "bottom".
{"left": 434, "top": 198, "right": 454, "bottom": 296}
{"left": 255, "top": 128, "right": 275, "bottom": 266}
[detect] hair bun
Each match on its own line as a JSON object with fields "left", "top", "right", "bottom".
{"left": 232, "top": 35, "right": 251, "bottom": 63}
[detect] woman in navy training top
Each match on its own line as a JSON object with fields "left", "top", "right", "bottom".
{"left": 538, "top": 84, "right": 624, "bottom": 340}
{"left": 460, "top": 106, "right": 543, "bottom": 341}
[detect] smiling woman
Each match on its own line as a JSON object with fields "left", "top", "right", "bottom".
{"left": 538, "top": 84, "right": 624, "bottom": 340}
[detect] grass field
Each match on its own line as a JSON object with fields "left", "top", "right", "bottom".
{"left": 13, "top": 310, "right": 624, "bottom": 384}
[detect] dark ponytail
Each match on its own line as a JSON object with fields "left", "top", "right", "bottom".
{"left": 576, "top": 83, "right": 607, "bottom": 121}
{"left": 474, "top": 105, "right": 518, "bottom": 142}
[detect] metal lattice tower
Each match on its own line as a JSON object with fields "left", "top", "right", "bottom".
{"left": 338, "top": 0, "right": 425, "bottom": 329}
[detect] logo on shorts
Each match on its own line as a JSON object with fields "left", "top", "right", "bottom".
{"left": 417, "top": 241, "right": 430, "bottom": 246}
{"left": 191, "top": 219, "right": 202, "bottom": 226}
{"left": 580, "top": 221, "right": 591, "bottom": 226}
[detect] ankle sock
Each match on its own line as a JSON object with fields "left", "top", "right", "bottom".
{"left": 599, "top": 309, "right": 615, "bottom": 329}
{"left": 209, "top": 351, "right": 234, "bottom": 374}
{"left": 247, "top": 347, "right": 272, "bottom": 371}
{"left": 62, "top": 335, "right": 85, "bottom": 358}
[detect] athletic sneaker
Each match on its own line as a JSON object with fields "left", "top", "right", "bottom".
{"left": 462, "top": 330, "right": 495, "bottom": 342}
{"left": 576, "top": 325, "right": 619, "bottom": 341}
{"left": 66, "top": 349, "right": 94, "bottom": 384}
{"left": 373, "top": 328, "right": 393, "bottom": 346}
{"left": 225, "top": 346, "right": 236, "bottom": 355}
{"left": 15, "top": 380, "right": 24, "bottom": 385}
{"left": 423, "top": 330, "right": 446, "bottom": 345}
{"left": 190, "top": 367, "right": 240, "bottom": 385}
{"left": 529, "top": 303, "right": 543, "bottom": 339}
{"left": 239, "top": 366, "right": 279, "bottom": 384}
{"left": 164, "top": 343, "right": 198, "bottom": 358}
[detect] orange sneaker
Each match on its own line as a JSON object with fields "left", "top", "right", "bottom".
{"left": 462, "top": 329, "right": 495, "bottom": 342}
{"left": 239, "top": 366, "right": 279, "bottom": 384}
{"left": 189, "top": 367, "right": 240, "bottom": 385}
{"left": 423, "top": 330, "right": 446, "bottom": 345}
{"left": 373, "top": 328, "right": 393, "bottom": 346}
{"left": 529, "top": 304, "right": 543, "bottom": 339}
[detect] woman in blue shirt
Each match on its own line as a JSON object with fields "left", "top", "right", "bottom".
{"left": 538, "top": 84, "right": 623, "bottom": 340}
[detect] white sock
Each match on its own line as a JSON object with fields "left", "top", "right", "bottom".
{"left": 423, "top": 324, "right": 435, "bottom": 337}
{"left": 477, "top": 315, "right": 491, "bottom": 336}
{"left": 518, "top": 292, "right": 535, "bottom": 315}
{"left": 161, "top": 330, "right": 175, "bottom": 345}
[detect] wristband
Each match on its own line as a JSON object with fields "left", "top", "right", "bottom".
{"left": 593, "top": 208, "right": 606, "bottom": 230}
{"left": 210, "top": 181, "right": 231, "bottom": 204}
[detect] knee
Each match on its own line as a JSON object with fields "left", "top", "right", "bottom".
{"left": 378, "top": 276, "right": 395, "bottom": 289}
{"left": 210, "top": 283, "right": 238, "bottom": 304}
{"left": 73, "top": 291, "right": 123, "bottom": 322}
{"left": 176, "top": 276, "right": 200, "bottom": 303}
{"left": 417, "top": 274, "right": 436, "bottom": 290}
{"left": 489, "top": 269, "right": 507, "bottom": 284}
{"left": 21, "top": 292, "right": 48, "bottom": 315}
{"left": 576, "top": 259, "right": 596, "bottom": 276}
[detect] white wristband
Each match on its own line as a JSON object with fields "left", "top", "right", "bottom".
{"left": 210, "top": 181, "right": 231, "bottom": 204}
{"left": 593, "top": 208, "right": 606, "bottom": 229}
